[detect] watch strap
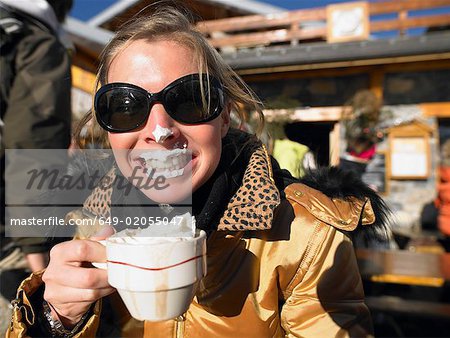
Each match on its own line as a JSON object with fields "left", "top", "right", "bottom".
{"left": 42, "top": 300, "right": 91, "bottom": 337}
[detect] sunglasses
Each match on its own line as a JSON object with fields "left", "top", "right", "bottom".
{"left": 94, "top": 74, "right": 225, "bottom": 133}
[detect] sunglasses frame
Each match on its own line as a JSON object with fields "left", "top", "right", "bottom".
{"left": 94, "top": 74, "right": 225, "bottom": 133}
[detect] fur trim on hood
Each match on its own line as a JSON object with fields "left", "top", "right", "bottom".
{"left": 299, "top": 166, "right": 392, "bottom": 244}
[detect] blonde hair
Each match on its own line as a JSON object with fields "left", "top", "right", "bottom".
{"left": 75, "top": 5, "right": 264, "bottom": 148}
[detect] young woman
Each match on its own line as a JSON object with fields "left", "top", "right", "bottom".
{"left": 7, "top": 6, "right": 388, "bottom": 338}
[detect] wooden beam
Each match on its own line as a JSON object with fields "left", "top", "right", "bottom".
{"left": 398, "top": 10, "right": 408, "bottom": 36}
{"left": 71, "top": 46, "right": 99, "bottom": 74}
{"left": 369, "top": 70, "right": 384, "bottom": 101}
{"left": 263, "top": 103, "right": 450, "bottom": 132}
{"left": 382, "top": 58, "right": 450, "bottom": 72}
{"left": 208, "top": 27, "right": 325, "bottom": 48}
{"left": 370, "top": 274, "right": 444, "bottom": 287}
{"left": 72, "top": 65, "right": 97, "bottom": 94}
{"left": 198, "top": 0, "right": 450, "bottom": 34}
{"left": 244, "top": 65, "right": 377, "bottom": 82}
{"left": 356, "top": 248, "right": 450, "bottom": 286}
{"left": 263, "top": 106, "right": 342, "bottom": 122}
{"left": 369, "top": 0, "right": 450, "bottom": 15}
{"left": 366, "top": 296, "right": 450, "bottom": 318}
{"left": 197, "top": 0, "right": 450, "bottom": 53}
{"left": 421, "top": 102, "right": 450, "bottom": 117}
{"left": 235, "top": 52, "right": 450, "bottom": 75}
{"left": 208, "top": 11, "right": 449, "bottom": 48}
{"left": 371, "top": 14, "right": 450, "bottom": 32}
{"left": 329, "top": 122, "right": 341, "bottom": 166}
{"left": 197, "top": 8, "right": 326, "bottom": 33}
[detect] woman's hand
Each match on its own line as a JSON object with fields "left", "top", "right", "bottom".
{"left": 42, "top": 228, "right": 115, "bottom": 328}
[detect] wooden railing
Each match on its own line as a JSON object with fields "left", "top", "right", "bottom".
{"left": 197, "top": 0, "right": 450, "bottom": 50}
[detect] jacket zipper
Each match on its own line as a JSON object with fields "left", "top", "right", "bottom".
{"left": 173, "top": 314, "right": 186, "bottom": 338}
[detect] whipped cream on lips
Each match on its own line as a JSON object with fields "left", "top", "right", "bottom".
{"left": 136, "top": 148, "right": 191, "bottom": 179}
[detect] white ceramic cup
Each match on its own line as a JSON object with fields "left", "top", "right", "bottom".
{"left": 104, "top": 230, "right": 207, "bottom": 321}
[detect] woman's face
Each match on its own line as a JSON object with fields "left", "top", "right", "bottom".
{"left": 107, "top": 39, "right": 229, "bottom": 203}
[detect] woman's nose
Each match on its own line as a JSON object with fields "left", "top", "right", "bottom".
{"left": 140, "top": 103, "right": 179, "bottom": 143}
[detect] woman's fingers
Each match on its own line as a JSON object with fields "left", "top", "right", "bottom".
{"left": 42, "top": 238, "right": 115, "bottom": 326}
{"left": 44, "top": 284, "right": 115, "bottom": 305}
{"left": 49, "top": 239, "right": 107, "bottom": 265}
{"left": 44, "top": 239, "right": 111, "bottom": 292}
{"left": 43, "top": 263, "right": 110, "bottom": 289}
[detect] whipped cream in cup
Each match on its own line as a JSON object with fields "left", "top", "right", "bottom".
{"left": 102, "top": 213, "right": 207, "bottom": 321}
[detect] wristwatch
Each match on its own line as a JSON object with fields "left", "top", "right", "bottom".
{"left": 42, "top": 300, "right": 90, "bottom": 337}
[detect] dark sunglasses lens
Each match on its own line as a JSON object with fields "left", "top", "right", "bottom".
{"left": 96, "top": 87, "right": 149, "bottom": 131}
{"left": 165, "top": 78, "right": 222, "bottom": 124}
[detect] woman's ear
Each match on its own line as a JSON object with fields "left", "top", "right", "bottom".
{"left": 220, "top": 102, "right": 231, "bottom": 138}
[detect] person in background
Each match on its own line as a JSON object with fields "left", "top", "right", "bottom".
{"left": 339, "top": 90, "right": 382, "bottom": 180}
{"left": 435, "top": 139, "right": 450, "bottom": 247}
{"left": 272, "top": 137, "right": 315, "bottom": 178}
{"left": 0, "top": 0, "right": 73, "bottom": 274}
{"left": 270, "top": 122, "right": 316, "bottom": 179}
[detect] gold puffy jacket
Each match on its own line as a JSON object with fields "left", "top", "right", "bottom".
{"left": 6, "top": 147, "right": 377, "bottom": 338}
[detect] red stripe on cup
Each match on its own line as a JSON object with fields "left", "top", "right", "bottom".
{"left": 107, "top": 254, "right": 204, "bottom": 271}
